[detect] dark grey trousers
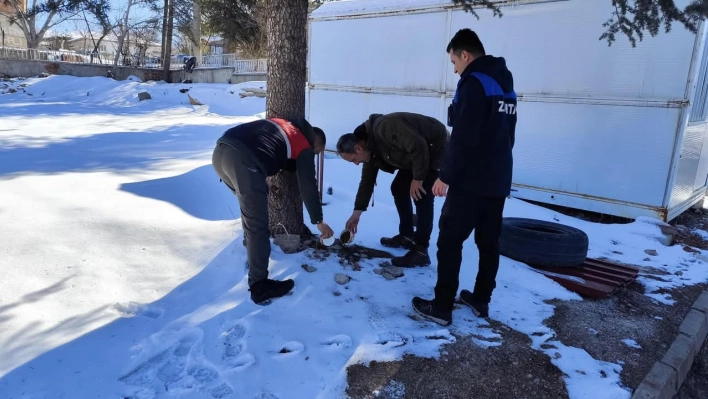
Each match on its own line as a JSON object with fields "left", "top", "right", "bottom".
{"left": 212, "top": 142, "right": 270, "bottom": 286}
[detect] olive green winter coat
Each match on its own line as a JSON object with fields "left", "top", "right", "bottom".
{"left": 353, "top": 112, "right": 450, "bottom": 211}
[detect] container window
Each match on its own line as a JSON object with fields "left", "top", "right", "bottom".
{"left": 690, "top": 34, "right": 708, "bottom": 123}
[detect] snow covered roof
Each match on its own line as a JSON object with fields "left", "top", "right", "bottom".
{"left": 310, "top": 0, "right": 512, "bottom": 19}
{"left": 310, "top": 0, "right": 454, "bottom": 18}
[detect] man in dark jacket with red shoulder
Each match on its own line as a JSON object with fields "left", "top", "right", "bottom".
{"left": 212, "top": 117, "right": 334, "bottom": 305}
{"left": 413, "top": 29, "right": 518, "bottom": 326}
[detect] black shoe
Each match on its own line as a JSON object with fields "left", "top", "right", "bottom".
{"left": 249, "top": 278, "right": 295, "bottom": 305}
{"left": 459, "top": 290, "right": 489, "bottom": 318}
{"left": 391, "top": 246, "right": 430, "bottom": 268}
{"left": 380, "top": 234, "right": 415, "bottom": 250}
{"left": 412, "top": 297, "right": 452, "bottom": 326}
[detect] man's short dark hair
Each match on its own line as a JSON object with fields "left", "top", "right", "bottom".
{"left": 336, "top": 133, "right": 362, "bottom": 154}
{"left": 313, "top": 127, "right": 326, "bottom": 147}
{"left": 446, "top": 28, "right": 485, "bottom": 57}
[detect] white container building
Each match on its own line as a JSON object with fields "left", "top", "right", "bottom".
{"left": 306, "top": 0, "right": 708, "bottom": 221}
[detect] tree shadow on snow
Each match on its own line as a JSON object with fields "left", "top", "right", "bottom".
{"left": 120, "top": 165, "right": 241, "bottom": 221}
{"left": 0, "top": 238, "right": 251, "bottom": 398}
{"left": 0, "top": 122, "right": 233, "bottom": 180}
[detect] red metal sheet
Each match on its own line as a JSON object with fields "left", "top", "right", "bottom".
{"left": 531, "top": 258, "right": 640, "bottom": 299}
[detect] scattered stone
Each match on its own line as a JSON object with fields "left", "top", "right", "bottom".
{"left": 7, "top": 88, "right": 16, "bottom": 93}
{"left": 382, "top": 266, "right": 404, "bottom": 278}
{"left": 0, "top": 84, "right": 7, "bottom": 90}
{"left": 301, "top": 264, "right": 317, "bottom": 273}
{"left": 179, "top": 88, "right": 190, "bottom": 93}
{"left": 239, "top": 87, "right": 267, "bottom": 98}
{"left": 373, "top": 268, "right": 383, "bottom": 275}
{"left": 138, "top": 91, "right": 152, "bottom": 101}
{"left": 383, "top": 272, "right": 397, "bottom": 281}
{"left": 644, "top": 249, "right": 658, "bottom": 256}
{"left": 526, "top": 374, "right": 533, "bottom": 379}
{"left": 38, "top": 73, "right": 49, "bottom": 78}
{"left": 334, "top": 273, "right": 350, "bottom": 285}
{"left": 612, "top": 250, "right": 624, "bottom": 255}
{"left": 554, "top": 352, "right": 561, "bottom": 359}
{"left": 683, "top": 245, "right": 700, "bottom": 253}
{"left": 333, "top": 291, "right": 341, "bottom": 297}
{"left": 643, "top": 257, "right": 652, "bottom": 261}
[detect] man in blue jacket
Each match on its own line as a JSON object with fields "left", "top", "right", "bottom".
{"left": 412, "top": 29, "right": 517, "bottom": 326}
{"left": 212, "top": 117, "right": 334, "bottom": 305}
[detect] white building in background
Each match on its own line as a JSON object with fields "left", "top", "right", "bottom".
{"left": 306, "top": 0, "right": 708, "bottom": 222}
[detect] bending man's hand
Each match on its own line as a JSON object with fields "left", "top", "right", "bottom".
{"left": 345, "top": 211, "right": 362, "bottom": 234}
{"left": 410, "top": 180, "right": 426, "bottom": 201}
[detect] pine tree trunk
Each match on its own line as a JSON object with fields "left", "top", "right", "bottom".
{"left": 264, "top": 0, "right": 309, "bottom": 237}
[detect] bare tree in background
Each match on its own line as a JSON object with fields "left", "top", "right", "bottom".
{"left": 112, "top": 0, "right": 159, "bottom": 66}
{"left": 200, "top": 0, "right": 266, "bottom": 58}
{"left": 1, "top": 0, "right": 110, "bottom": 49}
{"left": 129, "top": 20, "right": 160, "bottom": 65}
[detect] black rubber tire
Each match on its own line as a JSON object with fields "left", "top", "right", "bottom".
{"left": 498, "top": 217, "right": 589, "bottom": 268}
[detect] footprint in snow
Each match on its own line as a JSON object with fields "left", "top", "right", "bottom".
{"left": 375, "top": 332, "right": 410, "bottom": 348}
{"left": 120, "top": 330, "right": 234, "bottom": 399}
{"left": 220, "top": 322, "right": 255, "bottom": 370}
{"left": 112, "top": 301, "right": 164, "bottom": 319}
{"left": 321, "top": 334, "right": 353, "bottom": 349}
{"left": 275, "top": 341, "right": 305, "bottom": 355}
{"left": 252, "top": 392, "right": 279, "bottom": 399}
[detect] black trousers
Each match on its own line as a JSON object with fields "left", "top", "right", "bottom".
{"left": 434, "top": 189, "right": 507, "bottom": 310}
{"left": 212, "top": 143, "right": 270, "bottom": 286}
{"left": 390, "top": 169, "right": 438, "bottom": 248}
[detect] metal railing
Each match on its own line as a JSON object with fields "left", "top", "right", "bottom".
{"left": 1, "top": 46, "right": 268, "bottom": 73}
{"left": 200, "top": 54, "right": 267, "bottom": 73}
{"left": 0, "top": 46, "right": 182, "bottom": 69}
{"left": 233, "top": 58, "right": 267, "bottom": 73}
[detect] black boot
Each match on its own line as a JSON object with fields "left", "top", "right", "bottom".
{"left": 412, "top": 297, "right": 452, "bottom": 326}
{"left": 459, "top": 290, "right": 489, "bottom": 318}
{"left": 249, "top": 278, "right": 295, "bottom": 305}
{"left": 380, "top": 234, "right": 415, "bottom": 250}
{"left": 391, "top": 245, "right": 430, "bottom": 267}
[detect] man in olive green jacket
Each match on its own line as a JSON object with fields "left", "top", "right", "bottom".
{"left": 337, "top": 112, "right": 450, "bottom": 267}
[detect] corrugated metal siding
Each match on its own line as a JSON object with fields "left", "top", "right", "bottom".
{"left": 308, "top": 89, "right": 444, "bottom": 144}
{"left": 311, "top": 87, "right": 678, "bottom": 207}
{"left": 670, "top": 124, "right": 705, "bottom": 208}
{"left": 308, "top": 12, "right": 448, "bottom": 91}
{"left": 309, "top": 0, "right": 695, "bottom": 100}
{"left": 480, "top": 99, "right": 677, "bottom": 206}
{"left": 446, "top": 2, "right": 694, "bottom": 99}
{"left": 693, "top": 123, "right": 708, "bottom": 189}
{"left": 307, "top": 0, "right": 698, "bottom": 220}
{"left": 690, "top": 36, "right": 708, "bottom": 122}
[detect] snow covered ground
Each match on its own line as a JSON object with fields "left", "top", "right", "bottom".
{"left": 1, "top": 75, "right": 707, "bottom": 399}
